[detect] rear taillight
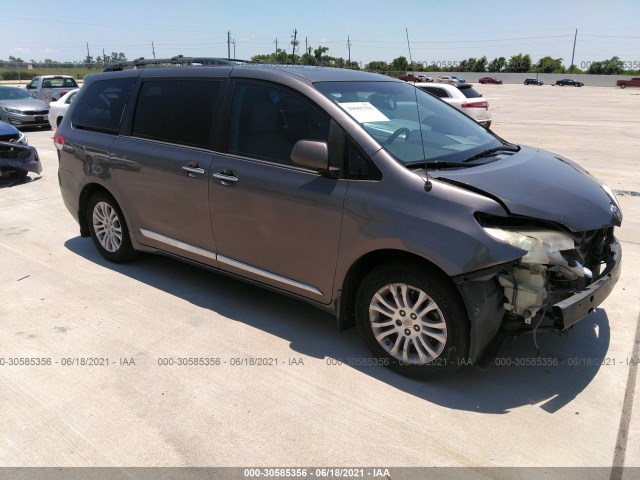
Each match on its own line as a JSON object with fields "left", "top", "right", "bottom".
{"left": 54, "top": 129, "right": 65, "bottom": 150}
{"left": 462, "top": 101, "right": 488, "bottom": 109}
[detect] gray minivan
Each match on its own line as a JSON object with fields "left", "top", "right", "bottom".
{"left": 56, "top": 64, "right": 622, "bottom": 379}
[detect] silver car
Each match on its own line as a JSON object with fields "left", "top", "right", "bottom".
{"left": 0, "top": 86, "right": 50, "bottom": 129}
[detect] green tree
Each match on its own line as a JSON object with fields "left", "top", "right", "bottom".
{"left": 459, "top": 56, "right": 487, "bottom": 72}
{"left": 506, "top": 53, "right": 531, "bottom": 72}
{"left": 390, "top": 56, "right": 408, "bottom": 72}
{"left": 587, "top": 56, "right": 624, "bottom": 75}
{"left": 488, "top": 56, "right": 506, "bottom": 72}
{"left": 110, "top": 52, "right": 127, "bottom": 63}
{"left": 535, "top": 56, "right": 565, "bottom": 73}
{"left": 365, "top": 60, "right": 390, "bottom": 72}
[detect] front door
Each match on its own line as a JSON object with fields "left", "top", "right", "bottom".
{"left": 210, "top": 81, "right": 346, "bottom": 302}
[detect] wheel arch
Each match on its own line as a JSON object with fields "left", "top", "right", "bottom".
{"left": 336, "top": 249, "right": 467, "bottom": 332}
{"left": 78, "top": 183, "right": 119, "bottom": 237}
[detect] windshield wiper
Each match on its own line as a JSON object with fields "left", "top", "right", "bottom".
{"left": 463, "top": 144, "right": 520, "bottom": 163}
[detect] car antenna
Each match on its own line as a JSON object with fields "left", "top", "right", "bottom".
{"left": 412, "top": 83, "right": 432, "bottom": 191}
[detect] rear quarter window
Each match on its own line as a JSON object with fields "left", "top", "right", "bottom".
{"left": 457, "top": 85, "right": 482, "bottom": 98}
{"left": 421, "top": 86, "right": 449, "bottom": 98}
{"left": 71, "top": 78, "right": 135, "bottom": 133}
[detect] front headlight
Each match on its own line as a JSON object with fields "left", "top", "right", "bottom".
{"left": 17, "top": 131, "right": 28, "bottom": 145}
{"left": 601, "top": 182, "right": 622, "bottom": 221}
{"left": 2, "top": 106, "right": 22, "bottom": 115}
{"left": 483, "top": 227, "right": 574, "bottom": 264}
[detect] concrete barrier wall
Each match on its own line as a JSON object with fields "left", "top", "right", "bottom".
{"left": 412, "top": 72, "right": 638, "bottom": 87}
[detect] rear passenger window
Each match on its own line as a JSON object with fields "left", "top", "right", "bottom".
{"left": 132, "top": 79, "right": 221, "bottom": 148}
{"left": 71, "top": 78, "right": 135, "bottom": 133}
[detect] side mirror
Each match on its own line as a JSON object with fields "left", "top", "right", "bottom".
{"left": 291, "top": 140, "right": 338, "bottom": 177}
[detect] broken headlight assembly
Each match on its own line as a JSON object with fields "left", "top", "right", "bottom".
{"left": 483, "top": 227, "right": 594, "bottom": 323}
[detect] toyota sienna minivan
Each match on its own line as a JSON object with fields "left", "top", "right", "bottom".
{"left": 56, "top": 63, "right": 622, "bottom": 379}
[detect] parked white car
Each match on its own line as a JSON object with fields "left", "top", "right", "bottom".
{"left": 48, "top": 88, "right": 80, "bottom": 128}
{"left": 415, "top": 82, "right": 491, "bottom": 128}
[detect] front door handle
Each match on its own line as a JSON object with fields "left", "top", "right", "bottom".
{"left": 213, "top": 171, "right": 239, "bottom": 185}
{"left": 182, "top": 163, "right": 204, "bottom": 177}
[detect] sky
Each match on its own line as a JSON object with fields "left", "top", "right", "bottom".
{"left": 1, "top": 0, "right": 639, "bottom": 67}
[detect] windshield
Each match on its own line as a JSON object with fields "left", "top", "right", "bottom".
{"left": 0, "top": 87, "right": 34, "bottom": 101}
{"left": 314, "top": 81, "right": 503, "bottom": 166}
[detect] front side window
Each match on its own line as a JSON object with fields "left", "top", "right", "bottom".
{"left": 132, "top": 79, "right": 221, "bottom": 148}
{"left": 315, "top": 81, "right": 501, "bottom": 166}
{"left": 71, "top": 77, "right": 135, "bottom": 133}
{"left": 228, "top": 82, "right": 330, "bottom": 166}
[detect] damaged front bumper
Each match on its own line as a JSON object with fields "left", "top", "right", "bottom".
{"left": 553, "top": 238, "right": 621, "bottom": 329}
{"left": 456, "top": 230, "right": 622, "bottom": 363}
{"left": 0, "top": 141, "right": 42, "bottom": 176}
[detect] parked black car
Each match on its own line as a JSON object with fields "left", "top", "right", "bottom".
{"left": 0, "top": 120, "right": 41, "bottom": 178}
{"left": 556, "top": 79, "right": 584, "bottom": 87}
{"left": 524, "top": 78, "right": 543, "bottom": 85}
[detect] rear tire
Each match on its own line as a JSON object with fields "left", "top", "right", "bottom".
{"left": 86, "top": 191, "right": 136, "bottom": 263}
{"left": 620, "top": 83, "right": 627, "bottom": 89}
{"left": 355, "top": 263, "right": 469, "bottom": 380}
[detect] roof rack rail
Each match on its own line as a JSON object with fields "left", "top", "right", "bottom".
{"left": 103, "top": 55, "right": 255, "bottom": 72}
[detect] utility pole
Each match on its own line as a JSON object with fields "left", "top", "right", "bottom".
{"left": 152, "top": 41, "right": 156, "bottom": 59}
{"left": 305, "top": 37, "right": 308, "bottom": 56}
{"left": 232, "top": 38, "right": 236, "bottom": 59}
{"left": 570, "top": 29, "right": 577, "bottom": 74}
{"left": 291, "top": 29, "right": 298, "bottom": 63}
{"left": 274, "top": 38, "right": 278, "bottom": 62}
{"left": 347, "top": 36, "right": 352, "bottom": 66}
{"left": 227, "top": 31, "right": 231, "bottom": 59}
{"left": 405, "top": 28, "right": 413, "bottom": 73}
{"left": 86, "top": 41, "right": 90, "bottom": 61}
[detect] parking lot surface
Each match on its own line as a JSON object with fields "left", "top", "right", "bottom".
{"left": 1, "top": 84, "right": 639, "bottom": 475}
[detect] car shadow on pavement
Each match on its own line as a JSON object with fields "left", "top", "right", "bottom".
{"left": 0, "top": 174, "right": 41, "bottom": 188}
{"left": 65, "top": 237, "right": 610, "bottom": 415}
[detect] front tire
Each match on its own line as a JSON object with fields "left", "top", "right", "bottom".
{"left": 86, "top": 191, "right": 136, "bottom": 263}
{"left": 355, "top": 263, "right": 469, "bottom": 380}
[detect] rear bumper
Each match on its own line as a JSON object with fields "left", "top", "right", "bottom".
{"left": 0, "top": 142, "right": 42, "bottom": 175}
{"left": 552, "top": 238, "right": 622, "bottom": 329}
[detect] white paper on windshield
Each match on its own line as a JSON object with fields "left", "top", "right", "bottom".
{"left": 339, "top": 102, "right": 389, "bottom": 123}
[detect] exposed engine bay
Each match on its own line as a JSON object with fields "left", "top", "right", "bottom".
{"left": 485, "top": 226, "right": 616, "bottom": 328}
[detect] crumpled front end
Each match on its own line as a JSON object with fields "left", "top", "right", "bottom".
{"left": 0, "top": 141, "right": 42, "bottom": 176}
{"left": 485, "top": 226, "right": 622, "bottom": 330}
{"left": 457, "top": 221, "right": 622, "bottom": 362}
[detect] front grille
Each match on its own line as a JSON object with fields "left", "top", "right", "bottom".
{"left": 22, "top": 110, "right": 49, "bottom": 115}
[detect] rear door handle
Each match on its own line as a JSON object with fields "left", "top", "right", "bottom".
{"left": 213, "top": 171, "right": 239, "bottom": 185}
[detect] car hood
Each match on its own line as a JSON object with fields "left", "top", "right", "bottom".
{"left": 0, "top": 120, "right": 19, "bottom": 135}
{"left": 0, "top": 98, "right": 49, "bottom": 110}
{"left": 432, "top": 145, "right": 621, "bottom": 232}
